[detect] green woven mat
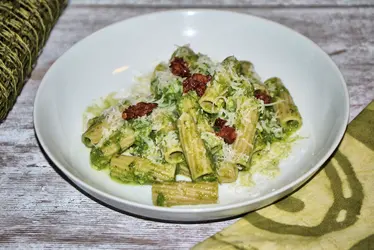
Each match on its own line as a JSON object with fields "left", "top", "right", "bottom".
{"left": 0, "top": 0, "right": 68, "bottom": 120}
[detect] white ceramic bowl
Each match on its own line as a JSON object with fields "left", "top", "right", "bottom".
{"left": 34, "top": 9, "right": 349, "bottom": 221}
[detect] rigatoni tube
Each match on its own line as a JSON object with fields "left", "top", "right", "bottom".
{"left": 133, "top": 157, "right": 176, "bottom": 183}
{"left": 217, "top": 162, "right": 238, "bottom": 183}
{"left": 170, "top": 45, "right": 198, "bottom": 66}
{"left": 176, "top": 161, "right": 191, "bottom": 178}
{"left": 90, "top": 127, "right": 136, "bottom": 170}
{"left": 177, "top": 112, "right": 215, "bottom": 181}
{"left": 151, "top": 107, "right": 183, "bottom": 164}
{"left": 110, "top": 154, "right": 135, "bottom": 183}
{"left": 199, "top": 56, "right": 240, "bottom": 114}
{"left": 265, "top": 77, "right": 302, "bottom": 133}
{"left": 160, "top": 131, "right": 184, "bottom": 164}
{"left": 152, "top": 182, "right": 218, "bottom": 207}
{"left": 82, "top": 118, "right": 109, "bottom": 147}
{"left": 198, "top": 83, "right": 227, "bottom": 114}
{"left": 232, "top": 97, "right": 259, "bottom": 167}
{"left": 110, "top": 155, "right": 176, "bottom": 184}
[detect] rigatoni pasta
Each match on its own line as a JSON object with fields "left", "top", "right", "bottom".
{"left": 177, "top": 112, "right": 215, "bottom": 181}
{"left": 265, "top": 77, "right": 302, "bottom": 133}
{"left": 81, "top": 45, "right": 302, "bottom": 207}
{"left": 199, "top": 56, "right": 239, "bottom": 113}
{"left": 176, "top": 161, "right": 191, "bottom": 178}
{"left": 90, "top": 127, "right": 135, "bottom": 169}
{"left": 232, "top": 97, "right": 259, "bottom": 168}
{"left": 82, "top": 117, "right": 109, "bottom": 147}
{"left": 216, "top": 162, "right": 238, "bottom": 183}
{"left": 152, "top": 182, "right": 218, "bottom": 207}
{"left": 110, "top": 155, "right": 176, "bottom": 184}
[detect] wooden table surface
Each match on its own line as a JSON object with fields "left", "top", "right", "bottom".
{"left": 1, "top": 1, "right": 373, "bottom": 249}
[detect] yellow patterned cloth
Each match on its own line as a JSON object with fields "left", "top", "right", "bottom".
{"left": 195, "top": 101, "right": 374, "bottom": 250}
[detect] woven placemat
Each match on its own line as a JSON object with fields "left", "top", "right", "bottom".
{"left": 0, "top": 0, "right": 68, "bottom": 121}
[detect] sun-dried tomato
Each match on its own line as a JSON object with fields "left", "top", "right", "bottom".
{"left": 214, "top": 118, "right": 227, "bottom": 129}
{"left": 183, "top": 73, "right": 211, "bottom": 96}
{"left": 216, "top": 125, "right": 237, "bottom": 144}
{"left": 170, "top": 57, "right": 190, "bottom": 77}
{"left": 122, "top": 102, "right": 158, "bottom": 120}
{"left": 254, "top": 89, "right": 272, "bottom": 104}
{"left": 191, "top": 73, "right": 211, "bottom": 83}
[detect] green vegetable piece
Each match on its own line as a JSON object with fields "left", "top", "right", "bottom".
{"left": 90, "top": 148, "right": 110, "bottom": 170}
{"left": 177, "top": 91, "right": 199, "bottom": 115}
{"left": 170, "top": 45, "right": 198, "bottom": 65}
{"left": 82, "top": 117, "right": 107, "bottom": 148}
{"left": 156, "top": 193, "right": 166, "bottom": 207}
{"left": 238, "top": 60, "right": 254, "bottom": 77}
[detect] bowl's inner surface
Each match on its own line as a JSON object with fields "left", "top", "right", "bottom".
{"left": 36, "top": 10, "right": 348, "bottom": 209}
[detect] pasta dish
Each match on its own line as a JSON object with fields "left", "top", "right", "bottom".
{"left": 81, "top": 46, "right": 302, "bottom": 207}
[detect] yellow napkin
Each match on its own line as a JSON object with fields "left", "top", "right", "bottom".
{"left": 194, "top": 101, "right": 374, "bottom": 250}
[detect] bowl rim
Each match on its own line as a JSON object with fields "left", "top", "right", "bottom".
{"left": 34, "top": 8, "right": 350, "bottom": 214}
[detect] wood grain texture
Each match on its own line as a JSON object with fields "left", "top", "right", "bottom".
{"left": 0, "top": 5, "right": 373, "bottom": 249}
{"left": 70, "top": 0, "right": 374, "bottom": 7}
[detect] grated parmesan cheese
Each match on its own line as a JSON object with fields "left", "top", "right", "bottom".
{"left": 192, "top": 54, "right": 219, "bottom": 75}
{"left": 95, "top": 107, "right": 124, "bottom": 147}
{"left": 162, "top": 131, "right": 179, "bottom": 147}
{"left": 221, "top": 143, "right": 249, "bottom": 164}
{"left": 218, "top": 108, "right": 237, "bottom": 127}
{"left": 142, "top": 137, "right": 163, "bottom": 164}
{"left": 155, "top": 69, "right": 179, "bottom": 89}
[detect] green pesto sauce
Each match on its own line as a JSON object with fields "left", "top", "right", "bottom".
{"left": 90, "top": 148, "right": 110, "bottom": 170}
{"left": 264, "top": 78, "right": 290, "bottom": 97}
{"left": 177, "top": 92, "right": 199, "bottom": 114}
{"left": 238, "top": 60, "right": 253, "bottom": 77}
{"left": 196, "top": 174, "right": 217, "bottom": 182}
{"left": 224, "top": 97, "right": 237, "bottom": 112}
{"left": 239, "top": 139, "right": 294, "bottom": 186}
{"left": 156, "top": 193, "right": 166, "bottom": 207}
{"left": 110, "top": 173, "right": 156, "bottom": 186}
{"left": 284, "top": 120, "right": 300, "bottom": 135}
{"left": 109, "top": 166, "right": 159, "bottom": 185}
{"left": 171, "top": 46, "right": 198, "bottom": 65}
{"left": 134, "top": 171, "right": 156, "bottom": 185}
{"left": 157, "top": 80, "right": 183, "bottom": 105}
{"left": 109, "top": 130, "right": 126, "bottom": 145}
{"left": 149, "top": 130, "right": 157, "bottom": 141}
{"left": 257, "top": 122, "right": 298, "bottom": 150}
{"left": 132, "top": 140, "right": 149, "bottom": 156}
{"left": 288, "top": 104, "right": 298, "bottom": 114}
{"left": 110, "top": 171, "right": 134, "bottom": 184}
{"left": 102, "top": 138, "right": 112, "bottom": 147}
{"left": 256, "top": 132, "right": 277, "bottom": 149}
{"left": 82, "top": 136, "right": 93, "bottom": 148}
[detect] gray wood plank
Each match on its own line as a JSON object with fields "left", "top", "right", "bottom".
{"left": 70, "top": 0, "right": 374, "bottom": 7}
{"left": 1, "top": 6, "right": 373, "bottom": 249}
